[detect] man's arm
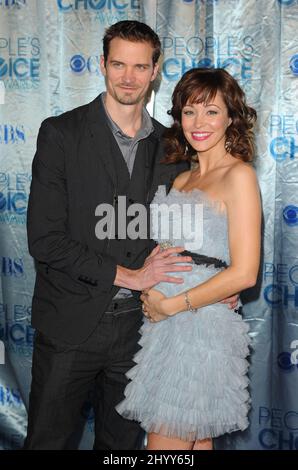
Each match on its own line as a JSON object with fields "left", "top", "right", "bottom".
{"left": 27, "top": 119, "right": 117, "bottom": 294}
{"left": 28, "top": 120, "right": 193, "bottom": 295}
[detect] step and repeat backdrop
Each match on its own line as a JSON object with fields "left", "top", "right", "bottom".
{"left": 0, "top": 0, "right": 297, "bottom": 450}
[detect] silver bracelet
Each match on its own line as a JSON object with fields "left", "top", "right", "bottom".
{"left": 184, "top": 290, "right": 197, "bottom": 314}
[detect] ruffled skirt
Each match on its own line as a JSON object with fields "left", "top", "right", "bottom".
{"left": 116, "top": 303, "right": 251, "bottom": 441}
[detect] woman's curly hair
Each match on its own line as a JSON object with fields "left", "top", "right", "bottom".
{"left": 163, "top": 68, "right": 257, "bottom": 164}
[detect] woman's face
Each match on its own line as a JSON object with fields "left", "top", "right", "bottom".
{"left": 181, "top": 91, "right": 232, "bottom": 154}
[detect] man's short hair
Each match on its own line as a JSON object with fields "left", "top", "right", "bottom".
{"left": 103, "top": 20, "right": 161, "bottom": 65}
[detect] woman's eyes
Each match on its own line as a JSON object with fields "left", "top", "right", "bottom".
{"left": 182, "top": 109, "right": 218, "bottom": 116}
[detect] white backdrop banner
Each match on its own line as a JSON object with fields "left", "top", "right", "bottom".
{"left": 0, "top": 0, "right": 297, "bottom": 450}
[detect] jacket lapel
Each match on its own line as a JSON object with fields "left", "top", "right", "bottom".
{"left": 86, "top": 95, "right": 117, "bottom": 187}
{"left": 142, "top": 130, "right": 160, "bottom": 203}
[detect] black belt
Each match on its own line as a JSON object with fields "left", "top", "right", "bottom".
{"left": 106, "top": 296, "right": 141, "bottom": 313}
{"left": 180, "top": 250, "right": 228, "bottom": 269}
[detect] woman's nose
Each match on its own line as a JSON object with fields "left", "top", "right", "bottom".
{"left": 194, "top": 114, "right": 204, "bottom": 128}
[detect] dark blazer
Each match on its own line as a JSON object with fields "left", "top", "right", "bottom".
{"left": 27, "top": 95, "right": 189, "bottom": 343}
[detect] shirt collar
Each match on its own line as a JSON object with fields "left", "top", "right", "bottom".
{"left": 100, "top": 92, "right": 154, "bottom": 141}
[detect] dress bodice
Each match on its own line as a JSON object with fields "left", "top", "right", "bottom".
{"left": 150, "top": 185, "right": 230, "bottom": 264}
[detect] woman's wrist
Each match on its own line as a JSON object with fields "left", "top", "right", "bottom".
{"left": 161, "top": 295, "right": 186, "bottom": 316}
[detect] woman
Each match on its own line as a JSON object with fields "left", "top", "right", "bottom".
{"left": 116, "top": 68, "right": 261, "bottom": 450}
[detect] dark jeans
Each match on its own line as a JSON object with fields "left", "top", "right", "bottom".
{"left": 23, "top": 297, "right": 144, "bottom": 450}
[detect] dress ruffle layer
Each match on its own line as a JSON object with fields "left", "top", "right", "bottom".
{"left": 116, "top": 306, "right": 251, "bottom": 441}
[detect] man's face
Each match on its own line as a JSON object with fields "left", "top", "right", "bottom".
{"left": 100, "top": 38, "right": 159, "bottom": 106}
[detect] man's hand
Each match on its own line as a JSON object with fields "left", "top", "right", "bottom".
{"left": 134, "top": 245, "right": 192, "bottom": 291}
{"left": 220, "top": 293, "right": 239, "bottom": 310}
{"left": 114, "top": 245, "right": 193, "bottom": 291}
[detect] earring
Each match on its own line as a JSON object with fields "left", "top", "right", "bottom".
{"left": 225, "top": 139, "right": 231, "bottom": 152}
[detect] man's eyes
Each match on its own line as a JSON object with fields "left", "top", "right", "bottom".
{"left": 111, "top": 63, "right": 148, "bottom": 70}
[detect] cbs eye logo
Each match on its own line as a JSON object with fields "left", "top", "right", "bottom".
{"left": 70, "top": 55, "right": 86, "bottom": 74}
{"left": 283, "top": 205, "right": 298, "bottom": 226}
{"left": 289, "top": 54, "right": 298, "bottom": 77}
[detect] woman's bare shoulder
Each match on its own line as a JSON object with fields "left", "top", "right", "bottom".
{"left": 225, "top": 160, "right": 257, "bottom": 186}
{"left": 223, "top": 160, "right": 259, "bottom": 208}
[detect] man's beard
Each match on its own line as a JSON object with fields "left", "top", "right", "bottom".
{"left": 114, "top": 88, "right": 144, "bottom": 105}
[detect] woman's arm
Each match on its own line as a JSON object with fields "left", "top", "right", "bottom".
{"left": 143, "top": 163, "right": 261, "bottom": 319}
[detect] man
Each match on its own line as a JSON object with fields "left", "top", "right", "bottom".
{"left": 25, "top": 20, "right": 237, "bottom": 450}
{"left": 24, "top": 20, "right": 191, "bottom": 450}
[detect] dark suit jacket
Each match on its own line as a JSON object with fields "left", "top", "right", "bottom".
{"left": 27, "top": 95, "right": 189, "bottom": 343}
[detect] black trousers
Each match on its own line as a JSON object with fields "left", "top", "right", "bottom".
{"left": 23, "top": 297, "right": 145, "bottom": 450}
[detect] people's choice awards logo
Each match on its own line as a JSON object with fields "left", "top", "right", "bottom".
{"left": 0, "top": 37, "right": 41, "bottom": 92}
{"left": 263, "top": 262, "right": 298, "bottom": 308}
{"left": 161, "top": 35, "right": 254, "bottom": 93}
{"left": 0, "top": 172, "right": 30, "bottom": 225}
{"left": 57, "top": 0, "right": 141, "bottom": 11}
{"left": 269, "top": 115, "right": 298, "bottom": 162}
{"left": 258, "top": 406, "right": 298, "bottom": 450}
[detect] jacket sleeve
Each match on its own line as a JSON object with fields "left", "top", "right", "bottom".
{"left": 27, "top": 119, "right": 117, "bottom": 294}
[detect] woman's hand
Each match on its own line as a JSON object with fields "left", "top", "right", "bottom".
{"left": 140, "top": 289, "right": 169, "bottom": 323}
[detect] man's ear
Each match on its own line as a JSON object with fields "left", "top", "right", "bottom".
{"left": 100, "top": 55, "right": 106, "bottom": 76}
{"left": 151, "top": 63, "right": 159, "bottom": 82}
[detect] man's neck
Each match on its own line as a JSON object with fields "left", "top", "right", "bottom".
{"left": 104, "top": 94, "right": 144, "bottom": 138}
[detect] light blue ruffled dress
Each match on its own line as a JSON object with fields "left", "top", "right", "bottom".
{"left": 116, "top": 185, "right": 251, "bottom": 441}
